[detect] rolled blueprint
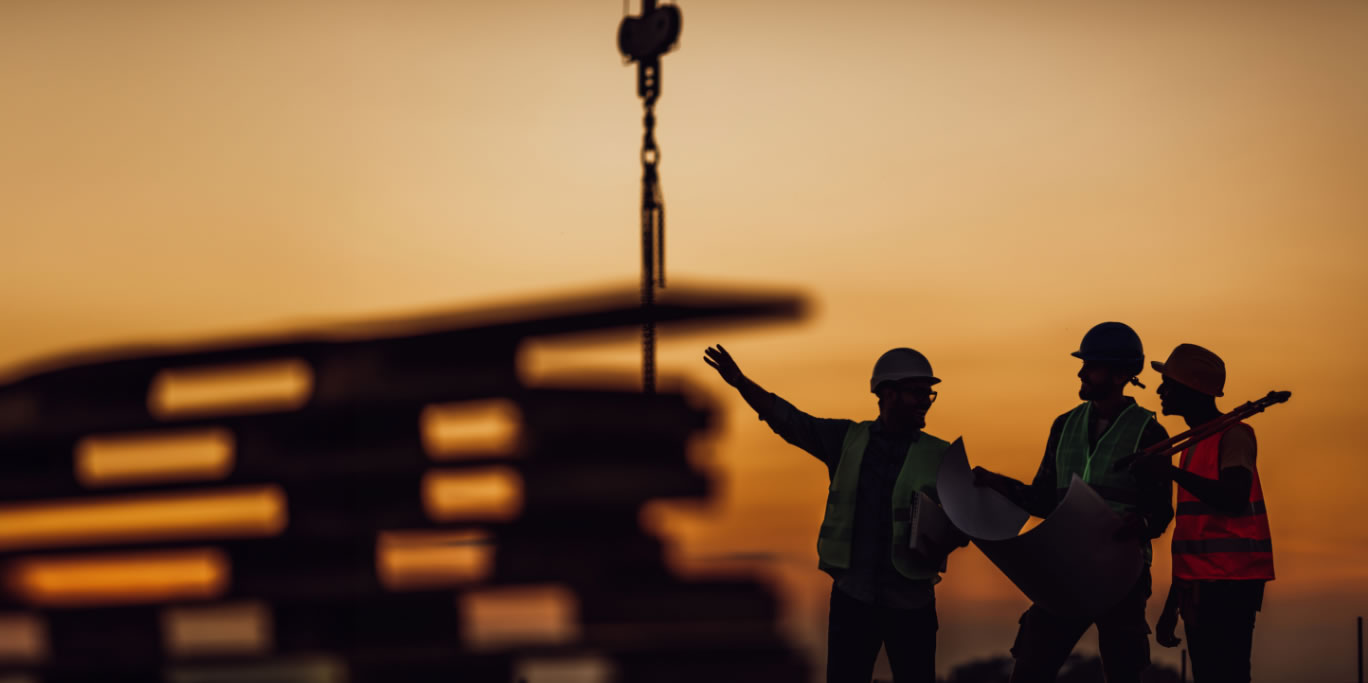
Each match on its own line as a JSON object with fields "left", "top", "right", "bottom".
{"left": 937, "top": 438, "right": 1144, "bottom": 620}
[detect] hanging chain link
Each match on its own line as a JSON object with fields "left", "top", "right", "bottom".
{"left": 642, "top": 94, "right": 664, "bottom": 290}
{"left": 639, "top": 64, "right": 665, "bottom": 394}
{"left": 620, "top": 0, "right": 679, "bottom": 394}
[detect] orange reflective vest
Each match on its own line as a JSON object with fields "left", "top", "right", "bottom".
{"left": 1171, "top": 423, "right": 1275, "bottom": 580}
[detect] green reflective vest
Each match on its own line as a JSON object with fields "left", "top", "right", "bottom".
{"left": 1055, "top": 401, "right": 1155, "bottom": 561}
{"left": 816, "top": 421, "right": 951, "bottom": 581}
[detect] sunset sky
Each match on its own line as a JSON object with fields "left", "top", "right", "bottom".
{"left": 2, "top": 1, "right": 1366, "bottom": 680}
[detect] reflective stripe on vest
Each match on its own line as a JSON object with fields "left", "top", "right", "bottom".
{"left": 1172, "top": 424, "right": 1275, "bottom": 581}
{"left": 1055, "top": 401, "right": 1156, "bottom": 563}
{"left": 816, "top": 421, "right": 951, "bottom": 581}
{"left": 1172, "top": 538, "right": 1273, "bottom": 554}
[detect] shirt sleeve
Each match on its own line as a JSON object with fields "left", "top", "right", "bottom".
{"left": 1021, "top": 414, "right": 1069, "bottom": 518}
{"left": 762, "top": 395, "right": 856, "bottom": 472}
{"left": 1137, "top": 418, "right": 1174, "bottom": 538}
{"left": 1219, "top": 423, "right": 1258, "bottom": 471}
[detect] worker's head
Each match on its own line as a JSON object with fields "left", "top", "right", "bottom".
{"left": 1153, "top": 343, "right": 1225, "bottom": 416}
{"left": 870, "top": 348, "right": 939, "bottom": 433}
{"left": 1071, "top": 322, "right": 1145, "bottom": 401}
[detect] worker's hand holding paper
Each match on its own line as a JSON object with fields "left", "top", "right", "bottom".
{"left": 936, "top": 438, "right": 1144, "bottom": 620}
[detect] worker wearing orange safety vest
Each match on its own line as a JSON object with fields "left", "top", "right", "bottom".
{"left": 1140, "top": 344, "right": 1273, "bottom": 683}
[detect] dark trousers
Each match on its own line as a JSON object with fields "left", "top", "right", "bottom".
{"left": 827, "top": 585, "right": 937, "bottom": 683}
{"left": 1009, "top": 567, "right": 1152, "bottom": 683}
{"left": 1182, "top": 580, "right": 1262, "bottom": 683}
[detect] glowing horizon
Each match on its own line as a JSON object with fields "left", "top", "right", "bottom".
{"left": 2, "top": 0, "right": 1365, "bottom": 679}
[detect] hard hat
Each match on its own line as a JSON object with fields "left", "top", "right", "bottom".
{"left": 1152, "top": 343, "right": 1226, "bottom": 397}
{"left": 1071, "top": 322, "right": 1144, "bottom": 364}
{"left": 870, "top": 348, "right": 940, "bottom": 392}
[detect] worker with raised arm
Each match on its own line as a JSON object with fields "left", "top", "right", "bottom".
{"left": 971, "top": 322, "right": 1173, "bottom": 683}
{"left": 703, "top": 344, "right": 962, "bottom": 683}
{"left": 1137, "top": 344, "right": 1273, "bottom": 683}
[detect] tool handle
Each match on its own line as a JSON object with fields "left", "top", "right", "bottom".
{"left": 1137, "top": 390, "right": 1291, "bottom": 461}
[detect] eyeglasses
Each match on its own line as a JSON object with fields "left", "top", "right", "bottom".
{"left": 877, "top": 386, "right": 938, "bottom": 404}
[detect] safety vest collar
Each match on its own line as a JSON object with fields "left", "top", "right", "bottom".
{"left": 1055, "top": 400, "right": 1154, "bottom": 500}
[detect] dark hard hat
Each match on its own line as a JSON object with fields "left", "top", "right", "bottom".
{"left": 1071, "top": 322, "right": 1144, "bottom": 364}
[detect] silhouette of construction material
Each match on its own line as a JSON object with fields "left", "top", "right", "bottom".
{"left": 0, "top": 286, "right": 808, "bottom": 682}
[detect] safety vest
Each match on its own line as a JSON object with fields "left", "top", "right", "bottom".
{"left": 1055, "top": 401, "right": 1156, "bottom": 561}
{"left": 1055, "top": 401, "right": 1154, "bottom": 513}
{"left": 816, "top": 422, "right": 950, "bottom": 581}
{"left": 1172, "top": 424, "right": 1274, "bottom": 580}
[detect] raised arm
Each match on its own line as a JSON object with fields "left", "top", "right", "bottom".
{"left": 703, "top": 344, "right": 850, "bottom": 469}
{"left": 703, "top": 344, "right": 775, "bottom": 419}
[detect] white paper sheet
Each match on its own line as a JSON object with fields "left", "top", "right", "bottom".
{"left": 936, "top": 438, "right": 1144, "bottom": 620}
{"left": 935, "top": 438, "right": 1029, "bottom": 540}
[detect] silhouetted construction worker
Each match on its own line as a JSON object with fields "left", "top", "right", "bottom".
{"left": 972, "top": 322, "right": 1173, "bottom": 683}
{"left": 1139, "top": 344, "right": 1273, "bottom": 683}
{"left": 703, "top": 345, "right": 962, "bottom": 683}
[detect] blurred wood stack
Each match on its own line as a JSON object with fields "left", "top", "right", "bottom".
{"left": 0, "top": 287, "right": 809, "bottom": 683}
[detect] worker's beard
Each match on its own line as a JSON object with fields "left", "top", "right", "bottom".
{"left": 1079, "top": 377, "right": 1120, "bottom": 402}
{"left": 879, "top": 404, "right": 927, "bottom": 434}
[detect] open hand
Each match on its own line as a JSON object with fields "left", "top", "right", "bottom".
{"left": 703, "top": 344, "right": 744, "bottom": 387}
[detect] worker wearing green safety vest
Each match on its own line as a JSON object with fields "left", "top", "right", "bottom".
{"left": 972, "top": 322, "right": 1173, "bottom": 683}
{"left": 704, "top": 344, "right": 965, "bottom": 683}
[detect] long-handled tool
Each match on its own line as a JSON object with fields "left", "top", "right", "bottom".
{"left": 1117, "top": 390, "right": 1291, "bottom": 471}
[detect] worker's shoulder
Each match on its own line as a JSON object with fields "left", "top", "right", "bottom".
{"left": 1138, "top": 418, "right": 1171, "bottom": 440}
{"left": 1222, "top": 422, "right": 1257, "bottom": 450}
{"left": 1050, "top": 407, "right": 1081, "bottom": 428}
{"left": 918, "top": 430, "right": 953, "bottom": 449}
{"left": 1122, "top": 399, "right": 1166, "bottom": 432}
{"left": 1218, "top": 423, "right": 1258, "bottom": 471}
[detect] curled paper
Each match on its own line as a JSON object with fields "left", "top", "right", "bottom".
{"left": 936, "top": 438, "right": 1144, "bottom": 620}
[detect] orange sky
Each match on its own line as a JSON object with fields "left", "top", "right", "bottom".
{"left": 2, "top": 1, "right": 1366, "bottom": 680}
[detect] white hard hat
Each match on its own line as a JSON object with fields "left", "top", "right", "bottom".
{"left": 870, "top": 348, "right": 940, "bottom": 392}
